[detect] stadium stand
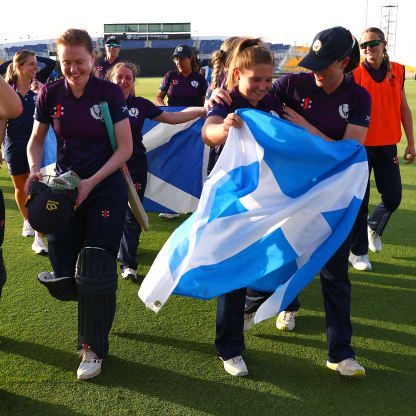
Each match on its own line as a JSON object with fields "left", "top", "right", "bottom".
{"left": 199, "top": 40, "right": 223, "bottom": 54}
{"left": 151, "top": 39, "right": 194, "bottom": 49}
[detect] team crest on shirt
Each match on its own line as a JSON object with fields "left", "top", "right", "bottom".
{"left": 338, "top": 104, "right": 349, "bottom": 120}
{"left": 269, "top": 110, "right": 280, "bottom": 118}
{"left": 129, "top": 107, "right": 139, "bottom": 118}
{"left": 33, "top": 95, "right": 37, "bottom": 102}
{"left": 172, "top": 79, "right": 179, "bottom": 86}
{"left": 90, "top": 105, "right": 103, "bottom": 122}
{"left": 191, "top": 80, "right": 199, "bottom": 88}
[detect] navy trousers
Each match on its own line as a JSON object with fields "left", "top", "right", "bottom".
{"left": 48, "top": 172, "right": 128, "bottom": 358}
{"left": 217, "top": 235, "right": 355, "bottom": 362}
{"left": 351, "top": 145, "right": 402, "bottom": 255}
{"left": 119, "top": 156, "right": 147, "bottom": 271}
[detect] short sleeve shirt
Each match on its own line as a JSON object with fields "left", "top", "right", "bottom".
{"left": 35, "top": 75, "right": 129, "bottom": 178}
{"left": 207, "top": 88, "right": 283, "bottom": 119}
{"left": 126, "top": 95, "right": 163, "bottom": 162}
{"left": 271, "top": 73, "right": 371, "bottom": 140}
{"left": 96, "top": 56, "right": 124, "bottom": 79}
{"left": 5, "top": 86, "right": 38, "bottom": 147}
{"left": 159, "top": 70, "right": 208, "bottom": 106}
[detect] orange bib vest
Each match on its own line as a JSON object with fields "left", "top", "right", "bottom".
{"left": 353, "top": 61, "right": 404, "bottom": 146}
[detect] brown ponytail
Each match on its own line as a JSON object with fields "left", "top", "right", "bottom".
{"left": 5, "top": 50, "right": 35, "bottom": 84}
{"left": 210, "top": 36, "right": 242, "bottom": 90}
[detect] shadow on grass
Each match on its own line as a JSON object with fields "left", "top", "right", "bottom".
{"left": 0, "top": 390, "right": 87, "bottom": 416}
{"left": 1, "top": 332, "right": 415, "bottom": 414}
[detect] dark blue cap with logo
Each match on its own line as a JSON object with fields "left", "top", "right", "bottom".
{"left": 172, "top": 44, "right": 193, "bottom": 59}
{"left": 299, "top": 26, "right": 356, "bottom": 71}
{"left": 105, "top": 35, "right": 120, "bottom": 46}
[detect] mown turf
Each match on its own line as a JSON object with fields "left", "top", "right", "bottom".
{"left": 0, "top": 79, "right": 415, "bottom": 416}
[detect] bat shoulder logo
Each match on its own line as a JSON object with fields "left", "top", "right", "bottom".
{"left": 269, "top": 110, "right": 280, "bottom": 118}
{"left": 90, "top": 104, "right": 103, "bottom": 122}
{"left": 129, "top": 107, "right": 139, "bottom": 118}
{"left": 46, "top": 200, "right": 59, "bottom": 210}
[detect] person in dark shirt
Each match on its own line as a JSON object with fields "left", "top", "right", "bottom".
{"left": 107, "top": 62, "right": 205, "bottom": 280}
{"left": 202, "top": 37, "right": 283, "bottom": 377}
{"left": 0, "top": 51, "right": 55, "bottom": 254}
{"left": 96, "top": 35, "right": 123, "bottom": 79}
{"left": 24, "top": 28, "right": 133, "bottom": 381}
{"left": 0, "top": 77, "right": 22, "bottom": 303}
{"left": 209, "top": 27, "right": 371, "bottom": 378}
{"left": 155, "top": 44, "right": 208, "bottom": 107}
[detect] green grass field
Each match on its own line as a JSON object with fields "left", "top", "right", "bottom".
{"left": 0, "top": 78, "right": 415, "bottom": 416}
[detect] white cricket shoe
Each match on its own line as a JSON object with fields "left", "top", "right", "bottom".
{"left": 32, "top": 236, "right": 48, "bottom": 254}
{"left": 348, "top": 253, "right": 372, "bottom": 271}
{"left": 243, "top": 312, "right": 255, "bottom": 332}
{"left": 77, "top": 347, "right": 102, "bottom": 380}
{"left": 122, "top": 267, "right": 136, "bottom": 280}
{"left": 22, "top": 220, "right": 34, "bottom": 237}
{"left": 326, "top": 358, "right": 366, "bottom": 377}
{"left": 368, "top": 226, "right": 382, "bottom": 253}
{"left": 276, "top": 310, "right": 296, "bottom": 331}
{"left": 159, "top": 213, "right": 180, "bottom": 219}
{"left": 221, "top": 355, "right": 248, "bottom": 377}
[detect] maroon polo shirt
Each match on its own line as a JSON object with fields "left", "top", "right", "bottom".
{"left": 159, "top": 70, "right": 208, "bottom": 107}
{"left": 125, "top": 94, "right": 163, "bottom": 165}
{"left": 35, "top": 75, "right": 129, "bottom": 178}
{"left": 271, "top": 73, "right": 371, "bottom": 140}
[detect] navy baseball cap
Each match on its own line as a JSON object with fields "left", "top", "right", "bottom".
{"left": 299, "top": 27, "right": 356, "bottom": 71}
{"left": 172, "top": 44, "right": 193, "bottom": 59}
{"left": 26, "top": 181, "right": 77, "bottom": 235}
{"left": 105, "top": 35, "right": 120, "bottom": 46}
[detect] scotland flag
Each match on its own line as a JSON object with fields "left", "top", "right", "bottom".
{"left": 41, "top": 107, "right": 208, "bottom": 213}
{"left": 142, "top": 107, "right": 208, "bottom": 213}
{"left": 138, "top": 109, "right": 368, "bottom": 323}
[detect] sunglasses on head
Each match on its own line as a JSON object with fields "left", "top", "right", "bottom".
{"left": 360, "top": 39, "right": 382, "bottom": 49}
{"left": 106, "top": 43, "right": 119, "bottom": 48}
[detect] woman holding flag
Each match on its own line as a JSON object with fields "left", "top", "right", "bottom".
{"left": 24, "top": 28, "right": 132, "bottom": 380}
{"left": 211, "top": 27, "right": 371, "bottom": 377}
{"left": 202, "top": 37, "right": 283, "bottom": 377}
{"left": 107, "top": 62, "right": 205, "bottom": 281}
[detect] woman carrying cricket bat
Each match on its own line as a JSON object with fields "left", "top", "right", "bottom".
{"left": 107, "top": 61, "right": 206, "bottom": 281}
{"left": 24, "top": 28, "right": 132, "bottom": 380}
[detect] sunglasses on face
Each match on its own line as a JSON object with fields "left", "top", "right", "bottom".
{"left": 360, "top": 39, "right": 382, "bottom": 49}
{"left": 106, "top": 43, "right": 119, "bottom": 48}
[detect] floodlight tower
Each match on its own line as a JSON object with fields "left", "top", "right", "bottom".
{"left": 380, "top": 4, "right": 398, "bottom": 55}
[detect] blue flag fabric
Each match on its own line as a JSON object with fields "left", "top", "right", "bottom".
{"left": 138, "top": 109, "right": 368, "bottom": 323}
{"left": 41, "top": 107, "right": 208, "bottom": 213}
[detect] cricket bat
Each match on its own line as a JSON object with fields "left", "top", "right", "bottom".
{"left": 99, "top": 101, "right": 149, "bottom": 231}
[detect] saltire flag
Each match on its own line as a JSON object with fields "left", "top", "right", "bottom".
{"left": 40, "top": 107, "right": 208, "bottom": 213}
{"left": 141, "top": 106, "right": 208, "bottom": 213}
{"left": 138, "top": 108, "right": 368, "bottom": 324}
